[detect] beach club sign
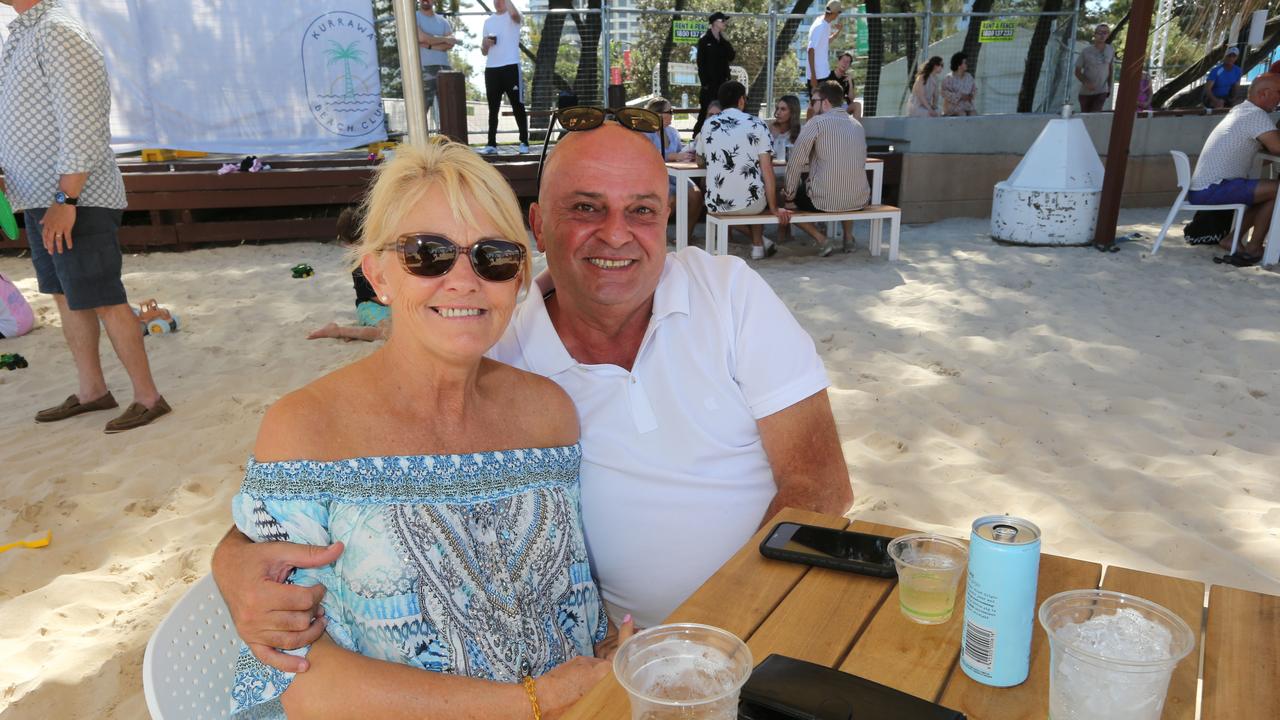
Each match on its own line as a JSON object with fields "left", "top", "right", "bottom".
{"left": 302, "top": 11, "right": 384, "bottom": 137}
{"left": 0, "top": 1, "right": 387, "bottom": 154}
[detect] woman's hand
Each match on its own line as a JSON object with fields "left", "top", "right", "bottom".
{"left": 593, "top": 615, "right": 636, "bottom": 661}
{"left": 538, "top": 655, "right": 614, "bottom": 718}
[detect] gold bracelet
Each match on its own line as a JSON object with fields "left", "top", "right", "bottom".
{"left": 522, "top": 674, "right": 542, "bottom": 720}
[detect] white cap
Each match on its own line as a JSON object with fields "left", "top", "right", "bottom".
{"left": 1225, "top": 47, "right": 1240, "bottom": 56}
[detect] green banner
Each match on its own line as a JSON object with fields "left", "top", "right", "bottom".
{"left": 979, "top": 20, "right": 1016, "bottom": 43}
{"left": 855, "top": 5, "right": 868, "bottom": 55}
{"left": 673, "top": 19, "right": 701, "bottom": 45}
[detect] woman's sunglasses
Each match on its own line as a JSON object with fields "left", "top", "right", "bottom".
{"left": 396, "top": 233, "right": 526, "bottom": 283}
{"left": 536, "top": 106, "right": 664, "bottom": 189}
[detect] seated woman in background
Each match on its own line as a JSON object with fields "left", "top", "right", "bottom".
{"left": 941, "top": 52, "right": 977, "bottom": 116}
{"left": 309, "top": 208, "right": 389, "bottom": 342}
{"left": 907, "top": 55, "right": 944, "bottom": 117}
{"left": 229, "top": 139, "right": 616, "bottom": 719}
{"left": 769, "top": 95, "right": 801, "bottom": 161}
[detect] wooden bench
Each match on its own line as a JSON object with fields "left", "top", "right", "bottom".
{"left": 703, "top": 204, "right": 902, "bottom": 260}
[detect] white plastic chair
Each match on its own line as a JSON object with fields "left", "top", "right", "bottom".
{"left": 1153, "top": 150, "right": 1246, "bottom": 255}
{"left": 143, "top": 574, "right": 240, "bottom": 719}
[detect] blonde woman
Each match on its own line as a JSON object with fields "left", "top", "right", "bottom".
{"left": 227, "top": 139, "right": 621, "bottom": 719}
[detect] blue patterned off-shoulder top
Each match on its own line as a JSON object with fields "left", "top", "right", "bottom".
{"left": 228, "top": 444, "right": 606, "bottom": 719}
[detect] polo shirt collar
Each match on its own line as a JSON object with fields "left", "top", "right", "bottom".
{"left": 514, "top": 255, "right": 691, "bottom": 376}
{"left": 11, "top": 0, "right": 56, "bottom": 31}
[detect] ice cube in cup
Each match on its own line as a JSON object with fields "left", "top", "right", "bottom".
{"left": 613, "top": 623, "right": 753, "bottom": 720}
{"left": 1039, "top": 590, "right": 1195, "bottom": 720}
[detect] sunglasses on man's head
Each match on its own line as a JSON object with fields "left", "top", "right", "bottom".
{"left": 396, "top": 233, "right": 525, "bottom": 283}
{"left": 536, "top": 106, "right": 665, "bottom": 189}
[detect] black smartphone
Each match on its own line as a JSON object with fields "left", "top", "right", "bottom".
{"left": 759, "top": 522, "right": 897, "bottom": 578}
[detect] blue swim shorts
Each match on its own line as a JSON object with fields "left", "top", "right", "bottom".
{"left": 1187, "top": 178, "right": 1258, "bottom": 206}
{"left": 356, "top": 300, "right": 390, "bottom": 327}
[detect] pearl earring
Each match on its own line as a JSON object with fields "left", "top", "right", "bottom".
{"left": 380, "top": 295, "right": 389, "bottom": 303}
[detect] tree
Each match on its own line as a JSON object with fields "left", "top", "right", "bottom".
{"left": 570, "top": 0, "right": 604, "bottom": 105}
{"left": 529, "top": 0, "right": 575, "bottom": 124}
{"left": 864, "top": 0, "right": 884, "bottom": 116}
{"left": 1016, "top": 0, "right": 1065, "bottom": 112}
{"left": 327, "top": 41, "right": 368, "bottom": 98}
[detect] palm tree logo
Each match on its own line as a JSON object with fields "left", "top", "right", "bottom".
{"left": 325, "top": 40, "right": 366, "bottom": 99}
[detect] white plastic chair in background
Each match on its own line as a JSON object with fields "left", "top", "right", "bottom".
{"left": 1153, "top": 150, "right": 1246, "bottom": 255}
{"left": 143, "top": 574, "right": 239, "bottom": 719}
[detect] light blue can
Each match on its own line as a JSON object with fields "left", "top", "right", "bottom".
{"left": 960, "top": 515, "right": 1041, "bottom": 687}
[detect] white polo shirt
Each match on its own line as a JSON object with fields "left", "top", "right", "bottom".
{"left": 488, "top": 248, "right": 830, "bottom": 627}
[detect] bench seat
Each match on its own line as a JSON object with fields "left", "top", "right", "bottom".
{"left": 703, "top": 204, "right": 902, "bottom": 260}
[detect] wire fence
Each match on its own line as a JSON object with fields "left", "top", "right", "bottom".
{"left": 404, "top": 5, "right": 1087, "bottom": 139}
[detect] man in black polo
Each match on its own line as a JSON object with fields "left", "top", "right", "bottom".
{"left": 694, "top": 11, "right": 735, "bottom": 136}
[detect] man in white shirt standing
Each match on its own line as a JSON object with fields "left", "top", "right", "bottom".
{"left": 212, "top": 124, "right": 853, "bottom": 666}
{"left": 415, "top": 0, "right": 455, "bottom": 129}
{"left": 807, "top": 1, "right": 843, "bottom": 93}
{"left": 1188, "top": 74, "right": 1280, "bottom": 265}
{"left": 480, "top": 0, "right": 529, "bottom": 155}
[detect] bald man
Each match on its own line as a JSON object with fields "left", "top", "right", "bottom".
{"left": 211, "top": 124, "right": 853, "bottom": 670}
{"left": 1189, "top": 73, "right": 1280, "bottom": 264}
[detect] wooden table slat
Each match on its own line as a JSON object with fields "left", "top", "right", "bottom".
{"left": 938, "top": 553, "right": 1102, "bottom": 720}
{"left": 559, "top": 508, "right": 849, "bottom": 720}
{"left": 1200, "top": 584, "right": 1280, "bottom": 720}
{"left": 1100, "top": 566, "right": 1205, "bottom": 720}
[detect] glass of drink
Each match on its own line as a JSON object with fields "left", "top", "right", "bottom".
{"left": 1039, "top": 589, "right": 1195, "bottom": 720}
{"left": 613, "top": 623, "right": 753, "bottom": 720}
{"left": 887, "top": 533, "right": 968, "bottom": 624}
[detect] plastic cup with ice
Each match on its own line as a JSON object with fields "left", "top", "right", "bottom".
{"left": 612, "top": 623, "right": 753, "bottom": 720}
{"left": 887, "top": 533, "right": 968, "bottom": 624}
{"left": 1039, "top": 589, "right": 1196, "bottom": 720}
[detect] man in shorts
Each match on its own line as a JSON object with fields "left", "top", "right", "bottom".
{"left": 1188, "top": 74, "right": 1280, "bottom": 264}
{"left": 0, "top": 0, "right": 169, "bottom": 431}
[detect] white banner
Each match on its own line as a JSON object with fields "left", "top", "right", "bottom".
{"left": 0, "top": 1, "right": 386, "bottom": 154}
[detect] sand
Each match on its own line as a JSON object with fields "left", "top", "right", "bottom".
{"left": 1, "top": 208, "right": 1277, "bottom": 718}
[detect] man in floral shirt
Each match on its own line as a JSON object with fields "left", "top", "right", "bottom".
{"left": 696, "top": 81, "right": 791, "bottom": 259}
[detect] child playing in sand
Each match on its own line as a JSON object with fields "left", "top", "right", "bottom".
{"left": 307, "top": 208, "right": 389, "bottom": 342}
{"left": 306, "top": 267, "right": 389, "bottom": 342}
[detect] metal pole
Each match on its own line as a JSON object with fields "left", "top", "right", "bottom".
{"left": 920, "top": 7, "right": 932, "bottom": 65}
{"left": 1065, "top": 0, "right": 1081, "bottom": 110}
{"left": 766, "top": 3, "right": 777, "bottom": 115}
{"left": 1092, "top": 0, "right": 1156, "bottom": 248}
{"left": 601, "top": 3, "right": 612, "bottom": 105}
{"left": 393, "top": 0, "right": 429, "bottom": 144}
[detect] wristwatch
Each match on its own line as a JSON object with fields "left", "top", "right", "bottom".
{"left": 54, "top": 190, "right": 79, "bottom": 206}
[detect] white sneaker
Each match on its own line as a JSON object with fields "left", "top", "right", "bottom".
{"left": 478, "top": 146, "right": 497, "bottom": 156}
{"left": 751, "top": 245, "right": 765, "bottom": 260}
{"left": 517, "top": 143, "right": 530, "bottom": 154}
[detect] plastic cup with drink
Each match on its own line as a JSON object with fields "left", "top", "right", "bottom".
{"left": 613, "top": 623, "right": 753, "bottom": 720}
{"left": 887, "top": 533, "right": 968, "bottom": 625}
{"left": 1039, "top": 589, "right": 1195, "bottom": 720}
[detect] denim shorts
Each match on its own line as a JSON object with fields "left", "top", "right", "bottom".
{"left": 1187, "top": 178, "right": 1258, "bottom": 207}
{"left": 25, "top": 207, "right": 128, "bottom": 311}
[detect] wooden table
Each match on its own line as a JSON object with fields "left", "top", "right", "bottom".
{"left": 564, "top": 508, "right": 1280, "bottom": 720}
{"left": 667, "top": 159, "right": 884, "bottom": 254}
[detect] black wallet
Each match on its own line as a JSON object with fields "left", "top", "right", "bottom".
{"left": 738, "top": 654, "right": 966, "bottom": 720}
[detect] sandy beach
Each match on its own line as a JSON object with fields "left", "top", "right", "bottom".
{"left": 1, "top": 208, "right": 1278, "bottom": 718}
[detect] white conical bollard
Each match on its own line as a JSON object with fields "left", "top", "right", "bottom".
{"left": 991, "top": 106, "right": 1105, "bottom": 245}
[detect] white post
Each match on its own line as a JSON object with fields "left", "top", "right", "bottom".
{"left": 393, "top": 0, "right": 429, "bottom": 145}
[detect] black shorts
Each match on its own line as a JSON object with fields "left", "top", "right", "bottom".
{"left": 25, "top": 206, "right": 128, "bottom": 310}
{"left": 793, "top": 178, "right": 820, "bottom": 212}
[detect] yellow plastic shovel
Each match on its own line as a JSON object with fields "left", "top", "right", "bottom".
{"left": 0, "top": 530, "right": 52, "bottom": 554}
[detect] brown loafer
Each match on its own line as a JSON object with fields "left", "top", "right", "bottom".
{"left": 104, "top": 396, "right": 172, "bottom": 434}
{"left": 35, "top": 392, "right": 119, "bottom": 423}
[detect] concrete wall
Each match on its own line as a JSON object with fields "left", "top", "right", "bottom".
{"left": 862, "top": 112, "right": 1245, "bottom": 223}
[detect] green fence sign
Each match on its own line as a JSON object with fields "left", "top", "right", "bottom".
{"left": 979, "top": 20, "right": 1016, "bottom": 42}
{"left": 673, "top": 20, "right": 702, "bottom": 45}
{"left": 855, "top": 5, "right": 868, "bottom": 55}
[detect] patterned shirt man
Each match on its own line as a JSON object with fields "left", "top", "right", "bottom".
{"left": 696, "top": 106, "right": 771, "bottom": 214}
{"left": 783, "top": 103, "right": 868, "bottom": 212}
{"left": 0, "top": 0, "right": 125, "bottom": 212}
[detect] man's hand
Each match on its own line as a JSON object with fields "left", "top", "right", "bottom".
{"left": 775, "top": 207, "right": 792, "bottom": 226}
{"left": 481, "top": 36, "right": 495, "bottom": 54}
{"left": 210, "top": 527, "right": 344, "bottom": 673}
{"left": 42, "top": 203, "right": 76, "bottom": 254}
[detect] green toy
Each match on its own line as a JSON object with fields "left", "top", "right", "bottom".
{"left": 1, "top": 353, "right": 28, "bottom": 370}
{"left": 292, "top": 263, "right": 314, "bottom": 279}
{"left": 0, "top": 190, "right": 17, "bottom": 241}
